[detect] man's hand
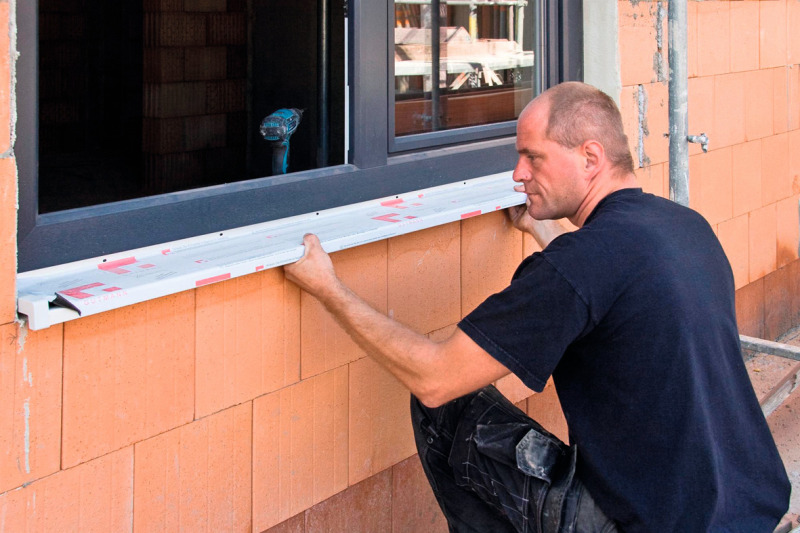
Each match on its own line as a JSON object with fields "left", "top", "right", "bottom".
{"left": 507, "top": 202, "right": 574, "bottom": 249}
{"left": 284, "top": 234, "right": 341, "bottom": 300}
{"left": 508, "top": 201, "right": 537, "bottom": 235}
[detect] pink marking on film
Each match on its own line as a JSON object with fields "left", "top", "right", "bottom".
{"left": 372, "top": 213, "right": 401, "bottom": 223}
{"left": 460, "top": 210, "right": 482, "bottom": 219}
{"left": 161, "top": 249, "right": 171, "bottom": 255}
{"left": 255, "top": 266, "right": 264, "bottom": 271}
{"left": 103, "top": 287, "right": 123, "bottom": 292}
{"left": 380, "top": 199, "right": 406, "bottom": 208}
{"left": 195, "top": 273, "right": 231, "bottom": 287}
{"left": 139, "top": 264, "right": 156, "bottom": 269}
{"left": 59, "top": 282, "right": 104, "bottom": 299}
{"left": 98, "top": 257, "right": 137, "bottom": 275}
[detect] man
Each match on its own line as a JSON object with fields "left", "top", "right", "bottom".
{"left": 284, "top": 82, "right": 790, "bottom": 532}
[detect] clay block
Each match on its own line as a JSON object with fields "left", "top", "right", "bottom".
{"left": 349, "top": 357, "right": 416, "bottom": 485}
{"left": 252, "top": 367, "right": 348, "bottom": 531}
{"left": 759, "top": 1, "right": 787, "bottom": 69}
{"left": 749, "top": 203, "right": 777, "bottom": 282}
{"left": 184, "top": 113, "right": 227, "bottom": 151}
{"left": 736, "top": 278, "right": 765, "bottom": 339}
{"left": 461, "top": 210, "right": 521, "bottom": 315}
{"left": 144, "top": 47, "right": 185, "bottom": 83}
{"left": 142, "top": 117, "right": 183, "bottom": 154}
{"left": 145, "top": 13, "right": 206, "bottom": 47}
{"left": 761, "top": 133, "right": 791, "bottom": 206}
{"left": 185, "top": 46, "right": 228, "bottom": 81}
{"left": 391, "top": 456, "right": 449, "bottom": 533}
{"left": 206, "top": 79, "right": 246, "bottom": 114}
{"left": 144, "top": 150, "right": 205, "bottom": 192}
{"left": 133, "top": 402, "right": 252, "bottom": 532}
{"left": 144, "top": 82, "right": 207, "bottom": 118}
{"left": 208, "top": 13, "right": 246, "bottom": 45}
{"left": 195, "top": 269, "right": 301, "bottom": 419}
{"left": 61, "top": 292, "right": 195, "bottom": 468}
{"left": 696, "top": 2, "right": 730, "bottom": 76}
{"left": 0, "top": 448, "right": 134, "bottom": 532}
{"left": 0, "top": 323, "right": 63, "bottom": 493}
{"left": 0, "top": 157, "right": 16, "bottom": 322}
{"left": 305, "top": 470, "right": 392, "bottom": 532}
{"left": 185, "top": 0, "right": 227, "bottom": 12}
{"left": 764, "top": 266, "right": 793, "bottom": 341}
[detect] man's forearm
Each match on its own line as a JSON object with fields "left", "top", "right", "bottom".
{"left": 315, "top": 280, "right": 441, "bottom": 395}
{"left": 284, "top": 234, "right": 511, "bottom": 407}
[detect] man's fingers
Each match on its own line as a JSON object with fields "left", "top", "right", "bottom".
{"left": 302, "top": 233, "right": 320, "bottom": 247}
{"left": 294, "top": 233, "right": 320, "bottom": 264}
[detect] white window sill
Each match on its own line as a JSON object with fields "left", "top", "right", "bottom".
{"left": 17, "top": 172, "right": 524, "bottom": 330}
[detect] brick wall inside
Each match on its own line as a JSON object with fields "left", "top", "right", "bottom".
{"left": 142, "top": 0, "right": 247, "bottom": 194}
{"left": 2, "top": 1, "right": 800, "bottom": 531}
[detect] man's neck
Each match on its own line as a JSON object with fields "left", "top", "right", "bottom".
{"left": 569, "top": 172, "right": 639, "bottom": 227}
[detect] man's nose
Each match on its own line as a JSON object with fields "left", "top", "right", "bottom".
{"left": 512, "top": 161, "right": 528, "bottom": 182}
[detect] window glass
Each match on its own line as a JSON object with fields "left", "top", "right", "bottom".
{"left": 37, "top": 0, "right": 346, "bottom": 213}
{"left": 393, "top": 0, "right": 537, "bottom": 136}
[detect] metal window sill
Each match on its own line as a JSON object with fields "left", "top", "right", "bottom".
{"left": 17, "top": 172, "right": 524, "bottom": 330}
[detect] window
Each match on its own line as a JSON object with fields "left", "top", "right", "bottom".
{"left": 18, "top": 0, "right": 581, "bottom": 272}
{"left": 393, "top": 0, "right": 537, "bottom": 142}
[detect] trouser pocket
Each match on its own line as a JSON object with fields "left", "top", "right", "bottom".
{"left": 514, "top": 426, "right": 570, "bottom": 483}
{"left": 449, "top": 388, "right": 573, "bottom": 533}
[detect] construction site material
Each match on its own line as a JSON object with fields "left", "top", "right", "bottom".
{"left": 742, "top": 335, "right": 800, "bottom": 418}
{"left": 742, "top": 335, "right": 800, "bottom": 363}
{"left": 17, "top": 172, "right": 524, "bottom": 331}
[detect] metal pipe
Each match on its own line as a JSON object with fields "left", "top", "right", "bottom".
{"left": 668, "top": 0, "right": 689, "bottom": 206}
{"left": 740, "top": 335, "right": 800, "bottom": 363}
{"left": 317, "top": 0, "right": 331, "bottom": 167}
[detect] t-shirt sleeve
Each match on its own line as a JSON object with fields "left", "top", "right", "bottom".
{"left": 458, "top": 253, "right": 592, "bottom": 392}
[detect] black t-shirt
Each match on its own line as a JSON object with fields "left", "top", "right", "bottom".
{"left": 459, "top": 189, "right": 790, "bottom": 532}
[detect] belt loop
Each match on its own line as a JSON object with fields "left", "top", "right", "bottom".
{"left": 421, "top": 418, "right": 440, "bottom": 440}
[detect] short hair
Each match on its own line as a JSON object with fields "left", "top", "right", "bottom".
{"left": 539, "top": 82, "right": 634, "bottom": 174}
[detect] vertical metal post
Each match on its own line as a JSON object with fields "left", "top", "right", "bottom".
{"left": 668, "top": 0, "right": 689, "bottom": 206}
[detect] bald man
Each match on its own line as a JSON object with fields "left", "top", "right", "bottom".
{"left": 285, "top": 82, "right": 789, "bottom": 532}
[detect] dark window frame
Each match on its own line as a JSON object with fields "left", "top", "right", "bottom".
{"left": 17, "top": 0, "right": 582, "bottom": 272}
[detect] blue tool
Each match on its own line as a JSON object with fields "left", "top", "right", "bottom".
{"left": 260, "top": 108, "right": 304, "bottom": 175}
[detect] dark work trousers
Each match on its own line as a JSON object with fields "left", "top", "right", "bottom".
{"left": 411, "top": 385, "right": 619, "bottom": 533}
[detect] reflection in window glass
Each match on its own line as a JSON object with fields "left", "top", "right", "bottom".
{"left": 37, "top": 0, "right": 345, "bottom": 213}
{"left": 394, "top": 0, "right": 537, "bottom": 137}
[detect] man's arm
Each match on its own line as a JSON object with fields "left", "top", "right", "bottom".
{"left": 284, "top": 234, "right": 511, "bottom": 408}
{"left": 508, "top": 203, "right": 574, "bottom": 248}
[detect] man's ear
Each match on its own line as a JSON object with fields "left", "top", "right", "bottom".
{"left": 582, "top": 140, "right": 605, "bottom": 176}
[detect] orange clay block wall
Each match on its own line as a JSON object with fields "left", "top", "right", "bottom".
{"left": 1, "top": 1, "right": 799, "bottom": 531}
{"left": 618, "top": 0, "right": 800, "bottom": 342}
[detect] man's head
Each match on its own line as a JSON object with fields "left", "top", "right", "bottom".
{"left": 539, "top": 82, "right": 634, "bottom": 174}
{"left": 512, "top": 82, "right": 637, "bottom": 226}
